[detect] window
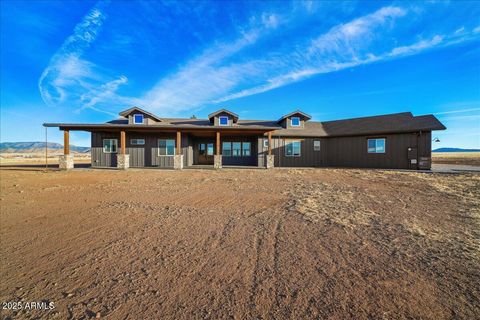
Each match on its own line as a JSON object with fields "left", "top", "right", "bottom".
{"left": 290, "top": 117, "right": 300, "bottom": 127}
{"left": 263, "top": 139, "right": 269, "bottom": 149}
{"left": 232, "top": 142, "right": 241, "bottom": 156}
{"left": 133, "top": 114, "right": 144, "bottom": 124}
{"left": 158, "top": 139, "right": 175, "bottom": 156}
{"left": 103, "top": 139, "right": 118, "bottom": 153}
{"left": 199, "top": 143, "right": 206, "bottom": 155}
{"left": 314, "top": 140, "right": 321, "bottom": 151}
{"left": 222, "top": 142, "right": 232, "bottom": 156}
{"left": 242, "top": 142, "right": 251, "bottom": 156}
{"left": 219, "top": 116, "right": 229, "bottom": 126}
{"left": 367, "top": 138, "right": 386, "bottom": 153}
{"left": 130, "top": 139, "right": 145, "bottom": 145}
{"left": 285, "top": 140, "right": 301, "bottom": 156}
{"left": 207, "top": 143, "right": 214, "bottom": 156}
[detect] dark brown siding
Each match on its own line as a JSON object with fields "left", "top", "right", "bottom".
{"left": 324, "top": 132, "right": 431, "bottom": 169}
{"left": 91, "top": 132, "right": 191, "bottom": 168}
{"left": 221, "top": 136, "right": 257, "bottom": 166}
{"left": 265, "top": 137, "right": 325, "bottom": 167}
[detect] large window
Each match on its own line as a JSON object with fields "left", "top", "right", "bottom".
{"left": 133, "top": 114, "right": 144, "bottom": 124}
{"left": 207, "top": 143, "right": 214, "bottom": 156}
{"left": 158, "top": 139, "right": 175, "bottom": 156}
{"left": 222, "top": 142, "right": 232, "bottom": 156}
{"left": 367, "top": 138, "right": 386, "bottom": 153}
{"left": 130, "top": 139, "right": 145, "bottom": 145}
{"left": 290, "top": 117, "right": 300, "bottom": 127}
{"left": 219, "top": 116, "right": 229, "bottom": 126}
{"left": 242, "top": 142, "right": 251, "bottom": 156}
{"left": 285, "top": 140, "right": 301, "bottom": 156}
{"left": 222, "top": 142, "right": 251, "bottom": 157}
{"left": 314, "top": 140, "right": 321, "bottom": 151}
{"left": 232, "top": 142, "right": 241, "bottom": 156}
{"left": 103, "top": 139, "right": 118, "bottom": 153}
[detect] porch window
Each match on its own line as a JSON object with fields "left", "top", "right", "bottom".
{"left": 242, "top": 142, "right": 251, "bottom": 156}
{"left": 367, "top": 138, "right": 385, "bottom": 153}
{"left": 158, "top": 139, "right": 175, "bottom": 156}
{"left": 290, "top": 117, "right": 300, "bottom": 127}
{"left": 103, "top": 139, "right": 118, "bottom": 153}
{"left": 131, "top": 139, "right": 145, "bottom": 145}
{"left": 207, "top": 143, "right": 214, "bottom": 156}
{"left": 199, "top": 143, "right": 206, "bottom": 155}
{"left": 222, "top": 142, "right": 232, "bottom": 156}
{"left": 219, "top": 116, "right": 229, "bottom": 126}
{"left": 232, "top": 142, "right": 241, "bottom": 157}
{"left": 133, "top": 114, "right": 144, "bottom": 124}
{"left": 285, "top": 140, "right": 301, "bottom": 156}
{"left": 263, "top": 139, "right": 269, "bottom": 148}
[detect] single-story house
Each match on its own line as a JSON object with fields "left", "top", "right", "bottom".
{"left": 44, "top": 107, "right": 446, "bottom": 170}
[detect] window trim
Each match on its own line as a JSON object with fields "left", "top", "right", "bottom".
{"left": 367, "top": 138, "right": 386, "bottom": 154}
{"left": 285, "top": 139, "right": 301, "bottom": 157}
{"left": 158, "top": 139, "right": 176, "bottom": 156}
{"left": 103, "top": 139, "right": 118, "bottom": 154}
{"left": 242, "top": 142, "right": 251, "bottom": 157}
{"left": 290, "top": 116, "right": 301, "bottom": 127}
{"left": 133, "top": 114, "right": 144, "bottom": 124}
{"left": 313, "top": 140, "right": 321, "bottom": 151}
{"left": 130, "top": 138, "right": 145, "bottom": 145}
{"left": 218, "top": 116, "right": 229, "bottom": 126}
{"left": 263, "top": 139, "right": 269, "bottom": 149}
{"left": 222, "top": 142, "right": 232, "bottom": 157}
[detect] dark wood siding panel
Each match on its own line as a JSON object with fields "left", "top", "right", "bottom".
{"left": 325, "top": 133, "right": 421, "bottom": 169}
{"left": 271, "top": 137, "right": 324, "bottom": 167}
{"left": 91, "top": 132, "right": 118, "bottom": 167}
{"left": 257, "top": 136, "right": 265, "bottom": 167}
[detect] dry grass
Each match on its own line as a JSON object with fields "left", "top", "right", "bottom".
{"left": 432, "top": 152, "right": 480, "bottom": 166}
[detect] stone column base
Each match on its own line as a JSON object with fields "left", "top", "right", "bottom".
{"left": 59, "top": 155, "right": 74, "bottom": 170}
{"left": 117, "top": 154, "right": 130, "bottom": 170}
{"left": 266, "top": 154, "right": 275, "bottom": 169}
{"left": 214, "top": 155, "right": 222, "bottom": 169}
{"left": 173, "top": 155, "right": 184, "bottom": 170}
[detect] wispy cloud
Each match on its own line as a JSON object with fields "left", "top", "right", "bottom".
{"left": 434, "top": 107, "right": 480, "bottom": 115}
{"left": 143, "top": 5, "right": 479, "bottom": 111}
{"left": 38, "top": 1, "right": 131, "bottom": 114}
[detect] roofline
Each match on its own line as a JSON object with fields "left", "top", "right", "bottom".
{"left": 42, "top": 123, "right": 277, "bottom": 131}
{"left": 207, "top": 109, "right": 239, "bottom": 122}
{"left": 277, "top": 110, "right": 312, "bottom": 123}
{"left": 118, "top": 106, "right": 163, "bottom": 122}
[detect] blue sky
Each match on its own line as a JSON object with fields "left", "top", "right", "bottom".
{"left": 1, "top": 0, "right": 479, "bottom": 148}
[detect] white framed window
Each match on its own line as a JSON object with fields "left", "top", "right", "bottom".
{"left": 285, "top": 140, "right": 301, "bottom": 156}
{"left": 222, "top": 142, "right": 232, "bottom": 156}
{"left": 219, "top": 116, "right": 229, "bottom": 126}
{"left": 130, "top": 139, "right": 145, "bottom": 145}
{"left": 103, "top": 139, "right": 118, "bottom": 153}
{"left": 263, "top": 139, "right": 269, "bottom": 149}
{"left": 367, "top": 138, "right": 386, "bottom": 153}
{"left": 242, "top": 142, "right": 251, "bottom": 156}
{"left": 133, "top": 114, "right": 144, "bottom": 124}
{"left": 232, "top": 142, "right": 241, "bottom": 157}
{"left": 207, "top": 143, "right": 214, "bottom": 155}
{"left": 290, "top": 117, "right": 300, "bottom": 127}
{"left": 158, "top": 139, "right": 175, "bottom": 156}
{"left": 314, "top": 140, "right": 321, "bottom": 151}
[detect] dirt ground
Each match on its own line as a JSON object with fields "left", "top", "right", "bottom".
{"left": 0, "top": 167, "right": 479, "bottom": 319}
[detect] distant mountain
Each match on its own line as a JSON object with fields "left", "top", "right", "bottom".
{"left": 0, "top": 142, "right": 90, "bottom": 153}
{"left": 433, "top": 147, "right": 480, "bottom": 153}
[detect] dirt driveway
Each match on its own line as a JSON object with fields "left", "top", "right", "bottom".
{"left": 1, "top": 168, "right": 479, "bottom": 319}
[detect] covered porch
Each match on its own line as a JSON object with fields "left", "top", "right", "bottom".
{"left": 47, "top": 125, "right": 275, "bottom": 170}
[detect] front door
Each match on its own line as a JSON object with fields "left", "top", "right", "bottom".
{"left": 197, "top": 141, "right": 214, "bottom": 165}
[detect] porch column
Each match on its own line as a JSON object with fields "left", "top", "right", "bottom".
{"left": 59, "top": 130, "right": 74, "bottom": 170}
{"left": 117, "top": 130, "right": 129, "bottom": 170}
{"left": 173, "top": 131, "right": 183, "bottom": 169}
{"left": 266, "top": 131, "right": 274, "bottom": 169}
{"left": 214, "top": 131, "right": 222, "bottom": 169}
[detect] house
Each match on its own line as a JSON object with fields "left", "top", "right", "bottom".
{"left": 43, "top": 107, "right": 446, "bottom": 170}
